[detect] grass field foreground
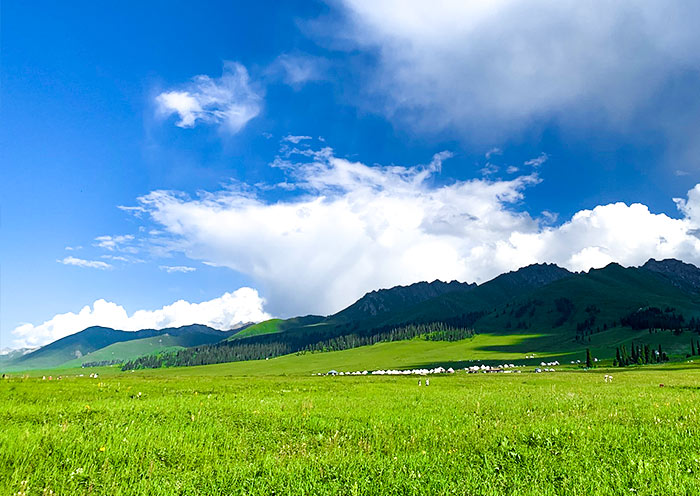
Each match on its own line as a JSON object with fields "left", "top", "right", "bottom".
{"left": 3, "top": 365, "right": 700, "bottom": 495}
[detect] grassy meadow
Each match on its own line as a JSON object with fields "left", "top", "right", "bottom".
{"left": 3, "top": 340, "right": 700, "bottom": 495}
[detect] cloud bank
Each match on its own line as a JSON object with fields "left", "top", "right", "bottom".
{"left": 127, "top": 148, "right": 700, "bottom": 318}
{"left": 156, "top": 62, "right": 262, "bottom": 134}
{"left": 334, "top": 1, "right": 700, "bottom": 143}
{"left": 12, "top": 288, "right": 271, "bottom": 348}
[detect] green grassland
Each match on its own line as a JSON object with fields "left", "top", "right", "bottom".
{"left": 153, "top": 327, "right": 694, "bottom": 377}
{"left": 10, "top": 324, "right": 697, "bottom": 379}
{"left": 3, "top": 360, "right": 700, "bottom": 495}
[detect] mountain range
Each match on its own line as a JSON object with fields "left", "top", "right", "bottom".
{"left": 2, "top": 324, "right": 240, "bottom": 371}
{"left": 4, "top": 258, "right": 700, "bottom": 372}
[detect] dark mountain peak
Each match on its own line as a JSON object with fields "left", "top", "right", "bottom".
{"left": 81, "top": 326, "right": 119, "bottom": 333}
{"left": 489, "top": 263, "right": 572, "bottom": 289}
{"left": 642, "top": 258, "right": 700, "bottom": 293}
{"left": 366, "top": 279, "right": 474, "bottom": 296}
{"left": 140, "top": 324, "right": 225, "bottom": 337}
{"left": 604, "top": 262, "right": 624, "bottom": 269}
{"left": 586, "top": 262, "right": 625, "bottom": 274}
{"left": 643, "top": 258, "right": 699, "bottom": 272}
{"left": 339, "top": 279, "right": 476, "bottom": 319}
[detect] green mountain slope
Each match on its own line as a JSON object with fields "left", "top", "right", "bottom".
{"left": 61, "top": 330, "right": 235, "bottom": 368}
{"left": 241, "top": 263, "right": 574, "bottom": 343}
{"left": 367, "top": 263, "right": 574, "bottom": 328}
{"left": 3, "top": 324, "right": 235, "bottom": 371}
{"left": 475, "top": 263, "right": 700, "bottom": 337}
{"left": 153, "top": 328, "right": 695, "bottom": 378}
{"left": 121, "top": 259, "right": 700, "bottom": 371}
{"left": 13, "top": 258, "right": 700, "bottom": 374}
{"left": 0, "top": 348, "right": 37, "bottom": 369}
{"left": 228, "top": 315, "right": 325, "bottom": 340}
{"left": 332, "top": 279, "right": 476, "bottom": 323}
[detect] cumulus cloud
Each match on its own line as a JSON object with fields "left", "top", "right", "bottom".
{"left": 498, "top": 201, "right": 700, "bottom": 273}
{"left": 58, "top": 256, "right": 112, "bottom": 270}
{"left": 156, "top": 62, "right": 262, "bottom": 134}
{"left": 159, "top": 265, "right": 196, "bottom": 273}
{"left": 124, "top": 147, "right": 700, "bottom": 318}
{"left": 333, "top": 1, "right": 700, "bottom": 144}
{"left": 12, "top": 288, "right": 270, "bottom": 348}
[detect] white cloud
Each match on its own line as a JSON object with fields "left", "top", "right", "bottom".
{"left": 58, "top": 256, "right": 112, "bottom": 270}
{"left": 127, "top": 147, "right": 700, "bottom": 318}
{"left": 271, "top": 53, "right": 328, "bottom": 87}
{"left": 524, "top": 153, "right": 548, "bottom": 168}
{"left": 282, "top": 135, "right": 313, "bottom": 144}
{"left": 12, "top": 288, "right": 271, "bottom": 348}
{"left": 498, "top": 201, "right": 700, "bottom": 273}
{"left": 485, "top": 148, "right": 502, "bottom": 159}
{"left": 117, "top": 205, "right": 146, "bottom": 217}
{"left": 480, "top": 163, "right": 499, "bottom": 176}
{"left": 95, "top": 234, "right": 135, "bottom": 252}
{"left": 102, "top": 255, "right": 129, "bottom": 262}
{"left": 333, "top": 1, "right": 700, "bottom": 142}
{"left": 156, "top": 62, "right": 262, "bottom": 135}
{"left": 159, "top": 265, "right": 197, "bottom": 273}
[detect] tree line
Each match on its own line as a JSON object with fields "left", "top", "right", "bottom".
{"left": 301, "top": 323, "right": 475, "bottom": 354}
{"left": 613, "top": 342, "right": 668, "bottom": 367}
{"left": 621, "top": 307, "right": 686, "bottom": 332}
{"left": 122, "top": 322, "right": 475, "bottom": 371}
{"left": 81, "top": 359, "right": 122, "bottom": 368}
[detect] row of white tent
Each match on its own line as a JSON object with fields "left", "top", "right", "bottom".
{"left": 316, "top": 361, "right": 600, "bottom": 376}
{"left": 465, "top": 364, "right": 523, "bottom": 373}
{"left": 320, "top": 366, "right": 456, "bottom": 376}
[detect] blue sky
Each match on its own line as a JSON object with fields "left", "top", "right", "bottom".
{"left": 4, "top": 1, "right": 700, "bottom": 349}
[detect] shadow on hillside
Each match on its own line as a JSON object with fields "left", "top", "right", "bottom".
{"left": 473, "top": 331, "right": 578, "bottom": 353}
{"left": 398, "top": 331, "right": 587, "bottom": 370}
